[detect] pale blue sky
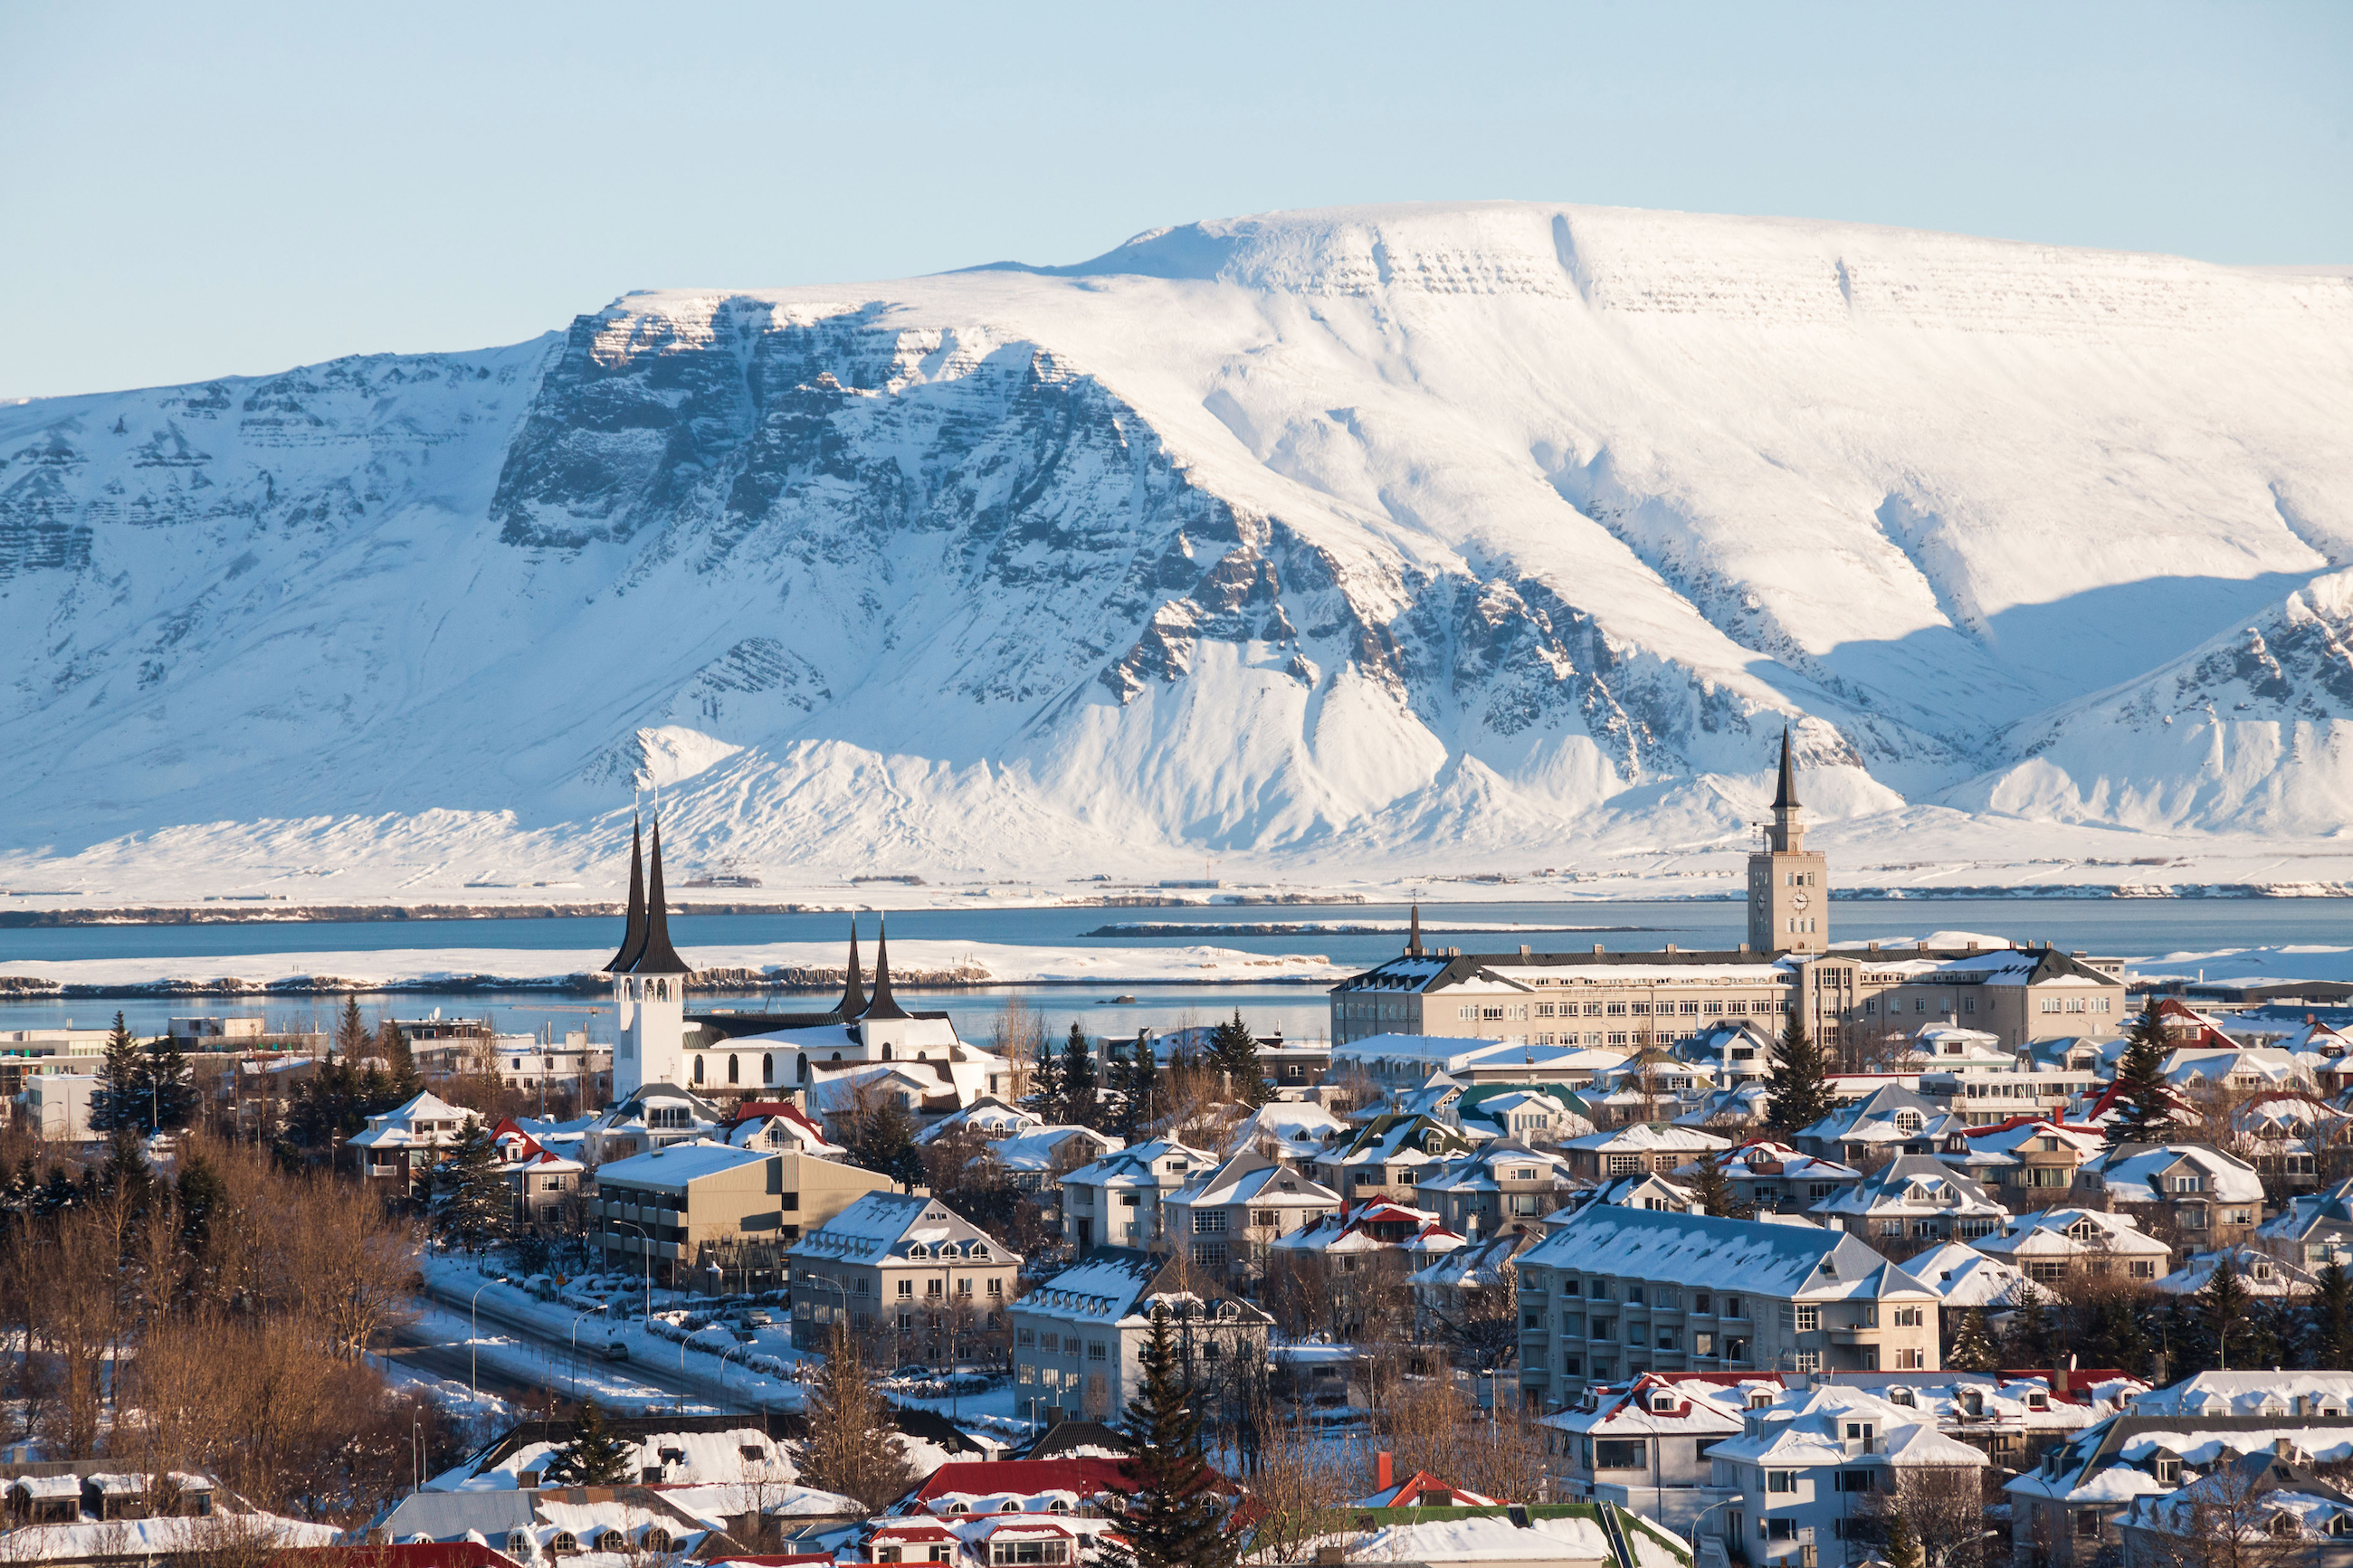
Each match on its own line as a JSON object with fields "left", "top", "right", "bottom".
{"left": 4, "top": 0, "right": 2348, "bottom": 397}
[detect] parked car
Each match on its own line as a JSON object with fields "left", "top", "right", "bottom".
{"left": 602, "top": 1341, "right": 631, "bottom": 1363}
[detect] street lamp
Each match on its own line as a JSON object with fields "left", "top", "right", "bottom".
{"left": 798, "top": 1272, "right": 851, "bottom": 1354}
{"left": 569, "top": 1306, "right": 607, "bottom": 1399}
{"left": 609, "top": 1218, "right": 656, "bottom": 1321}
{"left": 468, "top": 1281, "right": 495, "bottom": 1403}
{"left": 719, "top": 1338, "right": 749, "bottom": 1398}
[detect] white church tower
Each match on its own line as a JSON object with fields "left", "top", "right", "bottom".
{"left": 605, "top": 816, "right": 691, "bottom": 1098}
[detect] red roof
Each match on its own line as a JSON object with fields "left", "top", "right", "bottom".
{"left": 729, "top": 1101, "right": 826, "bottom": 1140}
{"left": 910, "top": 1458, "right": 1139, "bottom": 1505}
{"left": 1962, "top": 1116, "right": 2102, "bottom": 1140}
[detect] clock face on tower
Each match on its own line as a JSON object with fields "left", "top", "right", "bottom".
{"left": 1792, "top": 890, "right": 1811, "bottom": 911}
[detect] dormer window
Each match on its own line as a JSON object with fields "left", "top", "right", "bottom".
{"left": 908, "top": 1244, "right": 929, "bottom": 1259}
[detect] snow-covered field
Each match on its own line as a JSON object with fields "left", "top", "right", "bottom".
{"left": 2, "top": 200, "right": 2348, "bottom": 903}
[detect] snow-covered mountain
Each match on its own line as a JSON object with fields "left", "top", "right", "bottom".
{"left": 4, "top": 201, "right": 2350, "bottom": 901}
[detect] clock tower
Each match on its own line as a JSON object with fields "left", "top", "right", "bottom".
{"left": 1748, "top": 729, "right": 1829, "bottom": 955}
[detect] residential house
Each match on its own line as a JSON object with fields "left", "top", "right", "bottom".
{"left": 1332, "top": 1032, "right": 1634, "bottom": 1090}
{"left": 1939, "top": 1117, "right": 2104, "bottom": 1209}
{"left": 1702, "top": 1383, "right": 1988, "bottom": 1568}
{"left": 1220, "top": 1100, "right": 1349, "bottom": 1165}
{"left": 1792, "top": 1084, "right": 1965, "bottom": 1165}
{"left": 1557, "top": 1123, "right": 1730, "bottom": 1183}
{"left": 595, "top": 1139, "right": 898, "bottom": 1291}
{"left": 488, "top": 1120, "right": 586, "bottom": 1229}
{"left": 2232, "top": 1091, "right": 2341, "bottom": 1188}
{"left": 1972, "top": 1207, "right": 2171, "bottom": 1288}
{"left": 582, "top": 1081, "right": 728, "bottom": 1164}
{"left": 916, "top": 1097, "right": 1043, "bottom": 1145}
{"left": 1414, "top": 1138, "right": 1577, "bottom": 1240}
{"left": 1897, "top": 1240, "right": 2029, "bottom": 1320}
{"left": 1554, "top": 1173, "right": 1699, "bottom": 1218}
{"left": 1448, "top": 1083, "right": 1596, "bottom": 1144}
{"left": 367, "top": 1484, "right": 736, "bottom": 1561}
{"left": 2072, "top": 1143, "right": 2268, "bottom": 1250}
{"left": 2155, "top": 1242, "right": 2316, "bottom": 1298}
{"left": 2164, "top": 1043, "right": 2319, "bottom": 1095}
{"left": 2117, "top": 1450, "right": 2353, "bottom": 1566}
{"left": 2006, "top": 1407, "right": 2353, "bottom": 1568}
{"left": 1808, "top": 1155, "right": 2008, "bottom": 1248}
{"left": 1056, "top": 1138, "right": 1211, "bottom": 1253}
{"left": 1515, "top": 1207, "right": 1943, "bottom": 1408}
{"left": 987, "top": 1126, "right": 1125, "bottom": 1193}
{"left": 1162, "top": 1151, "right": 1341, "bottom": 1277}
{"left": 1586, "top": 1051, "right": 1720, "bottom": 1126}
{"left": 787, "top": 1192, "right": 1020, "bottom": 1364}
{"left": 1007, "top": 1250, "right": 1270, "bottom": 1424}
{"left": 722, "top": 1099, "right": 843, "bottom": 1155}
{"left": 1538, "top": 1372, "right": 1763, "bottom": 1532}
{"left": 1681, "top": 1142, "right": 1861, "bottom": 1217}
{"left": 1311, "top": 1114, "right": 1474, "bottom": 1206}
{"left": 2258, "top": 1174, "right": 2353, "bottom": 1270}
{"left": 1409, "top": 1230, "right": 1536, "bottom": 1345}
{"left": 2129, "top": 1370, "right": 2353, "bottom": 1417}
{"left": 348, "top": 1090, "right": 479, "bottom": 1196}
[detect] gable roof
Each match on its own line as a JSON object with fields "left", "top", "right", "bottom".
{"left": 1521, "top": 1206, "right": 1931, "bottom": 1301}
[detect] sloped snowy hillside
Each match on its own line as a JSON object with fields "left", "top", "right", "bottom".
{"left": 2, "top": 201, "right": 2349, "bottom": 900}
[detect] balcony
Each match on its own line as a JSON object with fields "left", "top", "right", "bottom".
{"left": 1830, "top": 1327, "right": 1874, "bottom": 1345}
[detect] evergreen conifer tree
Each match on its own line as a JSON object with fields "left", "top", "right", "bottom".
{"left": 1105, "top": 1307, "right": 1238, "bottom": 1568}
{"left": 799, "top": 1321, "right": 913, "bottom": 1513}
{"left": 1763, "top": 1013, "right": 1835, "bottom": 1137}
{"left": 1026, "top": 1035, "right": 1065, "bottom": 1124}
{"left": 2080, "top": 1294, "right": 2152, "bottom": 1379}
{"left": 37, "top": 1165, "right": 78, "bottom": 1216}
{"left": 1209, "top": 1011, "right": 1272, "bottom": 1109}
{"left": 2199, "top": 1256, "right": 2255, "bottom": 1371}
{"left": 176, "top": 1151, "right": 226, "bottom": 1254}
{"left": 334, "top": 997, "right": 371, "bottom": 1062}
{"left": 1683, "top": 1146, "right": 1753, "bottom": 1220}
{"left": 433, "top": 1117, "right": 510, "bottom": 1251}
{"left": 100, "top": 1126, "right": 154, "bottom": 1218}
{"left": 1060, "top": 1023, "right": 1100, "bottom": 1128}
{"left": 2312, "top": 1259, "right": 2353, "bottom": 1371}
{"left": 138, "top": 1033, "right": 199, "bottom": 1132}
{"left": 545, "top": 1400, "right": 636, "bottom": 1486}
{"left": 90, "top": 1012, "right": 147, "bottom": 1134}
{"left": 1124, "top": 1034, "right": 1157, "bottom": 1139}
{"left": 377, "top": 1020, "right": 424, "bottom": 1102}
{"left": 852, "top": 1096, "right": 927, "bottom": 1192}
{"left": 1946, "top": 1307, "right": 2001, "bottom": 1373}
{"left": 2106, "top": 999, "right": 2177, "bottom": 1147}
{"left": 1999, "top": 1281, "right": 2053, "bottom": 1369}
{"left": 1881, "top": 1512, "right": 1925, "bottom": 1568}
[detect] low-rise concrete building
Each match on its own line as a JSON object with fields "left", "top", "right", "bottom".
{"left": 1972, "top": 1206, "right": 2170, "bottom": 1288}
{"left": 23, "top": 1072, "right": 99, "bottom": 1142}
{"left": 1557, "top": 1122, "right": 1730, "bottom": 1183}
{"left": 596, "top": 1140, "right": 898, "bottom": 1291}
{"left": 1808, "top": 1155, "right": 2009, "bottom": 1246}
{"left": 1057, "top": 1137, "right": 1211, "bottom": 1253}
{"left": 2072, "top": 1142, "right": 2268, "bottom": 1251}
{"left": 1162, "top": 1151, "right": 1340, "bottom": 1278}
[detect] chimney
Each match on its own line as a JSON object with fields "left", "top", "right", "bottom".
{"left": 1521, "top": 945, "right": 1532, "bottom": 956}
{"left": 1664, "top": 944, "right": 1677, "bottom": 955}
{"left": 1377, "top": 1451, "right": 1394, "bottom": 1494}
{"left": 2053, "top": 1364, "right": 2070, "bottom": 1397}
{"left": 1739, "top": 941, "right": 1750, "bottom": 954}
{"left": 1593, "top": 944, "right": 1605, "bottom": 955}
{"left": 1867, "top": 942, "right": 1880, "bottom": 953}
{"left": 2275, "top": 1438, "right": 2296, "bottom": 1459}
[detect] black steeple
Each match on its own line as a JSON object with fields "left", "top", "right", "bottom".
{"left": 626, "top": 819, "right": 689, "bottom": 974}
{"left": 862, "top": 916, "right": 911, "bottom": 1021}
{"left": 836, "top": 918, "right": 867, "bottom": 1019}
{"left": 605, "top": 816, "right": 647, "bottom": 974}
{"left": 1772, "top": 727, "right": 1800, "bottom": 812}
{"left": 1406, "top": 902, "right": 1424, "bottom": 958}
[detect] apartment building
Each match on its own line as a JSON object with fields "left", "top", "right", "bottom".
{"left": 1938, "top": 1117, "right": 2106, "bottom": 1208}
{"left": 1973, "top": 1207, "right": 2171, "bottom": 1287}
{"left": 1516, "top": 1207, "right": 1941, "bottom": 1409}
{"left": 1809, "top": 1155, "right": 2009, "bottom": 1245}
{"left": 1557, "top": 1123, "right": 1730, "bottom": 1183}
{"left": 1413, "top": 1138, "right": 1577, "bottom": 1240}
{"left": 1538, "top": 1372, "right": 1758, "bottom": 1533}
{"left": 786, "top": 1192, "right": 1020, "bottom": 1354}
{"left": 596, "top": 1141, "right": 900, "bottom": 1289}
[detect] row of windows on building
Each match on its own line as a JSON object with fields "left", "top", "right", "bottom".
{"left": 1456, "top": 997, "right": 1790, "bottom": 1022}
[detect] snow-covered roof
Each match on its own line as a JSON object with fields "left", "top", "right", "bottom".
{"left": 595, "top": 1139, "right": 773, "bottom": 1191}
{"left": 1975, "top": 1206, "right": 2171, "bottom": 1262}
{"left": 1559, "top": 1123, "right": 1729, "bottom": 1155}
{"left": 1520, "top": 1206, "right": 1933, "bottom": 1301}
{"left": 788, "top": 1192, "right": 1018, "bottom": 1265}
{"left": 1809, "top": 1155, "right": 2007, "bottom": 1221}
{"left": 2080, "top": 1143, "right": 2265, "bottom": 1204}
{"left": 1898, "top": 1240, "right": 2030, "bottom": 1307}
{"left": 1058, "top": 1137, "right": 1213, "bottom": 1189}
{"left": 1707, "top": 1384, "right": 1987, "bottom": 1469}
{"left": 2130, "top": 1372, "right": 2353, "bottom": 1418}
{"left": 1169, "top": 1151, "right": 1339, "bottom": 1210}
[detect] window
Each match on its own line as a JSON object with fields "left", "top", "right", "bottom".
{"left": 1836, "top": 1470, "right": 1877, "bottom": 1493}
{"left": 1088, "top": 1341, "right": 1106, "bottom": 1360}
{"left": 1251, "top": 1209, "right": 1277, "bottom": 1229}
{"left": 1766, "top": 1471, "right": 1794, "bottom": 1493}
{"left": 1893, "top": 1306, "right": 1924, "bottom": 1327}
{"left": 1595, "top": 1440, "right": 1647, "bottom": 1469}
{"left": 1897, "top": 1347, "right": 1926, "bottom": 1369}
{"left": 1693, "top": 1333, "right": 1714, "bottom": 1356}
{"left": 1792, "top": 1305, "right": 1820, "bottom": 1332}
{"left": 1016, "top": 1327, "right": 1034, "bottom": 1346}
{"left": 2074, "top": 1510, "right": 2102, "bottom": 1539}
{"left": 1193, "top": 1212, "right": 1228, "bottom": 1233}
{"left": 898, "top": 1279, "right": 914, "bottom": 1297}
{"left": 1765, "top": 1518, "right": 1796, "bottom": 1541}
{"left": 989, "top": 1277, "right": 1003, "bottom": 1296}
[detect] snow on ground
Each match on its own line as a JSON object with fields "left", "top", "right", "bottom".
{"left": 2131, "top": 945, "right": 2353, "bottom": 986}
{"left": 0, "top": 938, "right": 1348, "bottom": 993}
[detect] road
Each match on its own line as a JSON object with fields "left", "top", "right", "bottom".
{"left": 413, "top": 1280, "right": 767, "bottom": 1413}
{"left": 379, "top": 1323, "right": 550, "bottom": 1405}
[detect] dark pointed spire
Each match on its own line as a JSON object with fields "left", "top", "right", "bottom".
{"left": 1406, "top": 902, "right": 1424, "bottom": 958}
{"left": 1772, "top": 727, "right": 1799, "bottom": 811}
{"left": 862, "top": 915, "right": 911, "bottom": 1021}
{"left": 605, "top": 816, "right": 647, "bottom": 974}
{"left": 626, "top": 819, "right": 688, "bottom": 974}
{"left": 836, "top": 917, "right": 867, "bottom": 1019}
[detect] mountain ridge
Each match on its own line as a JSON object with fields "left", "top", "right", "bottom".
{"left": 2, "top": 200, "right": 2349, "bottom": 901}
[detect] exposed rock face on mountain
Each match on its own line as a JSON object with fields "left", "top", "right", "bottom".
{"left": 2, "top": 202, "right": 2349, "bottom": 889}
